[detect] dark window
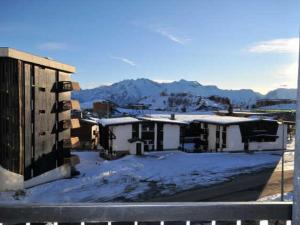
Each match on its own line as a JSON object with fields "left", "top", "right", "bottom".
{"left": 142, "top": 123, "right": 154, "bottom": 132}
{"left": 132, "top": 123, "right": 139, "bottom": 138}
{"left": 222, "top": 126, "right": 227, "bottom": 148}
{"left": 216, "top": 125, "right": 220, "bottom": 149}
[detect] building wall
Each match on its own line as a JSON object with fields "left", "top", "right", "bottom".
{"left": 222, "top": 123, "right": 288, "bottom": 152}
{"left": 93, "top": 102, "right": 112, "bottom": 117}
{"left": 0, "top": 165, "right": 24, "bottom": 191}
{"left": 208, "top": 124, "right": 217, "bottom": 151}
{"left": 248, "top": 123, "right": 287, "bottom": 150}
{"left": 163, "top": 124, "right": 180, "bottom": 150}
{"left": 129, "top": 141, "right": 144, "bottom": 155}
{"left": 225, "top": 125, "right": 244, "bottom": 151}
{"left": 0, "top": 57, "right": 74, "bottom": 180}
{"left": 111, "top": 124, "right": 132, "bottom": 152}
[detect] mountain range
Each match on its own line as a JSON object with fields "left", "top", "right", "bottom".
{"left": 72, "top": 78, "right": 297, "bottom": 111}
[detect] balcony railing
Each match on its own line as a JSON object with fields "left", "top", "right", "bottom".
{"left": 0, "top": 202, "right": 292, "bottom": 224}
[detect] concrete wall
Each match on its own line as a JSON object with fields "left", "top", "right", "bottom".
{"left": 0, "top": 166, "right": 24, "bottom": 191}
{"left": 225, "top": 125, "right": 244, "bottom": 151}
{"left": 24, "top": 164, "right": 71, "bottom": 189}
{"left": 0, "top": 163, "right": 72, "bottom": 191}
{"left": 112, "top": 124, "right": 132, "bottom": 151}
{"left": 163, "top": 124, "right": 180, "bottom": 150}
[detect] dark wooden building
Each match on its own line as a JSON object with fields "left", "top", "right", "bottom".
{"left": 0, "top": 47, "right": 80, "bottom": 181}
{"left": 93, "top": 100, "right": 115, "bottom": 118}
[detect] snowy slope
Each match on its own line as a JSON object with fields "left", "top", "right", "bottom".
{"left": 264, "top": 88, "right": 296, "bottom": 100}
{"left": 0, "top": 151, "right": 284, "bottom": 203}
{"left": 72, "top": 78, "right": 263, "bottom": 109}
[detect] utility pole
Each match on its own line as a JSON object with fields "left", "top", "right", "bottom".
{"left": 292, "top": 34, "right": 300, "bottom": 225}
{"left": 281, "top": 121, "right": 285, "bottom": 201}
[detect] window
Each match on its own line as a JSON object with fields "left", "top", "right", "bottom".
{"left": 222, "top": 126, "right": 227, "bottom": 148}
{"left": 142, "top": 123, "right": 154, "bottom": 132}
{"left": 132, "top": 123, "right": 139, "bottom": 138}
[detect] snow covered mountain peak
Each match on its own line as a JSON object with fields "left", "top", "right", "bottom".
{"left": 72, "top": 78, "right": 296, "bottom": 110}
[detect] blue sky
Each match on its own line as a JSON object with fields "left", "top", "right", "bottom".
{"left": 0, "top": 0, "right": 299, "bottom": 93}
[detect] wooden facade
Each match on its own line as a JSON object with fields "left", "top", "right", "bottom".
{"left": 0, "top": 48, "right": 79, "bottom": 180}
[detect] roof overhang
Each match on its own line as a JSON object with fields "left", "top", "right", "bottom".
{"left": 0, "top": 47, "right": 76, "bottom": 73}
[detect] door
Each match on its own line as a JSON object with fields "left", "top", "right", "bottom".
{"left": 136, "top": 143, "right": 142, "bottom": 155}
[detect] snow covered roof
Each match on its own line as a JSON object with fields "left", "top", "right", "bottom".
{"left": 216, "top": 110, "right": 270, "bottom": 115}
{"left": 99, "top": 117, "right": 140, "bottom": 126}
{"left": 80, "top": 118, "right": 99, "bottom": 125}
{"left": 139, "top": 116, "right": 188, "bottom": 125}
{"left": 144, "top": 114, "right": 273, "bottom": 125}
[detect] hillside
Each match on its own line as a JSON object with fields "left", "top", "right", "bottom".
{"left": 264, "top": 88, "right": 297, "bottom": 100}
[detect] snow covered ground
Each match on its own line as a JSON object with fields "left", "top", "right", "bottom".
{"left": 0, "top": 150, "right": 286, "bottom": 203}
{"left": 259, "top": 192, "right": 293, "bottom": 201}
{"left": 274, "top": 138, "right": 294, "bottom": 172}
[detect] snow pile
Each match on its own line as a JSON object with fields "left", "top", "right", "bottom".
{"left": 0, "top": 150, "right": 283, "bottom": 203}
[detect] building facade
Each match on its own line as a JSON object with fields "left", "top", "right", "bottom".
{"left": 98, "top": 117, "right": 183, "bottom": 158}
{"left": 0, "top": 48, "right": 80, "bottom": 190}
{"left": 169, "top": 115, "right": 288, "bottom": 152}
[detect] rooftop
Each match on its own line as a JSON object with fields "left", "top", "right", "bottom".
{"left": 145, "top": 114, "right": 273, "bottom": 125}
{"left": 139, "top": 116, "right": 188, "bottom": 125}
{"left": 80, "top": 118, "right": 99, "bottom": 125}
{"left": 0, "top": 47, "right": 76, "bottom": 73}
{"left": 216, "top": 110, "right": 271, "bottom": 115}
{"left": 98, "top": 117, "right": 140, "bottom": 126}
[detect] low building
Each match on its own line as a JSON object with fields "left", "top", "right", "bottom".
{"left": 98, "top": 114, "right": 288, "bottom": 159}
{"left": 148, "top": 114, "right": 288, "bottom": 152}
{"left": 256, "top": 99, "right": 296, "bottom": 107}
{"left": 98, "top": 116, "right": 184, "bottom": 158}
{"left": 215, "top": 110, "right": 272, "bottom": 118}
{"left": 71, "top": 119, "right": 100, "bottom": 150}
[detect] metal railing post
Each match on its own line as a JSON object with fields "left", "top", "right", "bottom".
{"left": 292, "top": 36, "right": 300, "bottom": 224}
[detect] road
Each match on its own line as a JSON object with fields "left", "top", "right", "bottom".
{"left": 150, "top": 167, "right": 293, "bottom": 202}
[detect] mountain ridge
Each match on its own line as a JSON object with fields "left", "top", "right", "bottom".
{"left": 72, "top": 78, "right": 296, "bottom": 110}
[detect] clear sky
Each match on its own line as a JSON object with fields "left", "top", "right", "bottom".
{"left": 0, "top": 0, "right": 299, "bottom": 93}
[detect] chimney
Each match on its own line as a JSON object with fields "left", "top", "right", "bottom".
{"left": 170, "top": 113, "right": 175, "bottom": 120}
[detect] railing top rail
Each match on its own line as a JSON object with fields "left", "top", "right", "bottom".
{"left": 0, "top": 201, "right": 293, "bottom": 223}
